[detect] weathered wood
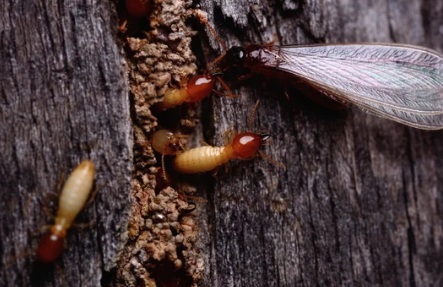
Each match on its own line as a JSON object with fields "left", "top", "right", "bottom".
{"left": 4, "top": 0, "right": 442, "bottom": 286}
{"left": 197, "top": 0, "right": 443, "bottom": 286}
{"left": 0, "top": 1, "right": 131, "bottom": 286}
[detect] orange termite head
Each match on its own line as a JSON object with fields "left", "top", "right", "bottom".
{"left": 185, "top": 74, "right": 216, "bottom": 103}
{"left": 231, "top": 132, "right": 270, "bottom": 160}
{"left": 36, "top": 227, "right": 66, "bottom": 263}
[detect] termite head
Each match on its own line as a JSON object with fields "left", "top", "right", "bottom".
{"left": 219, "top": 46, "right": 253, "bottom": 80}
{"left": 224, "top": 46, "right": 245, "bottom": 69}
{"left": 36, "top": 228, "right": 66, "bottom": 263}
{"left": 232, "top": 132, "right": 270, "bottom": 160}
{"left": 225, "top": 46, "right": 245, "bottom": 68}
{"left": 186, "top": 74, "right": 216, "bottom": 102}
{"left": 152, "top": 129, "right": 186, "bottom": 155}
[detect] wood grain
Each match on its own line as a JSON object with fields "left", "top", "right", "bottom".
{"left": 196, "top": 0, "right": 443, "bottom": 286}
{"left": 0, "top": 1, "right": 131, "bottom": 286}
{"left": 2, "top": 0, "right": 443, "bottom": 286}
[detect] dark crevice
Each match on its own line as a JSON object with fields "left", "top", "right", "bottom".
{"left": 403, "top": 130, "right": 417, "bottom": 287}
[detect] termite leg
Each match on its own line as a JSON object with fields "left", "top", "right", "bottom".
{"left": 189, "top": 9, "right": 227, "bottom": 51}
{"left": 258, "top": 150, "right": 285, "bottom": 169}
{"left": 222, "top": 127, "right": 236, "bottom": 144}
{"left": 213, "top": 76, "right": 238, "bottom": 98}
{"left": 85, "top": 183, "right": 102, "bottom": 208}
{"left": 161, "top": 154, "right": 167, "bottom": 181}
{"left": 248, "top": 100, "right": 260, "bottom": 130}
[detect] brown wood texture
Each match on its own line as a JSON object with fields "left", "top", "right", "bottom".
{"left": 2, "top": 0, "right": 443, "bottom": 286}
{"left": 196, "top": 0, "right": 443, "bottom": 286}
{"left": 0, "top": 1, "right": 132, "bottom": 286}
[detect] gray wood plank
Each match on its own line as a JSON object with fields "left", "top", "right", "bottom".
{"left": 197, "top": 0, "right": 443, "bottom": 286}
{"left": 0, "top": 1, "right": 132, "bottom": 286}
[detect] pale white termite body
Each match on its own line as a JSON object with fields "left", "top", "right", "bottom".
{"left": 36, "top": 159, "right": 95, "bottom": 263}
{"left": 55, "top": 160, "right": 95, "bottom": 232}
{"left": 173, "top": 145, "right": 234, "bottom": 174}
{"left": 173, "top": 132, "right": 269, "bottom": 174}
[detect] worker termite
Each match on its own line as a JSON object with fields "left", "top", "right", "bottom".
{"left": 154, "top": 73, "right": 225, "bottom": 111}
{"left": 173, "top": 101, "right": 281, "bottom": 174}
{"left": 153, "top": 12, "right": 236, "bottom": 111}
{"left": 36, "top": 160, "right": 95, "bottom": 263}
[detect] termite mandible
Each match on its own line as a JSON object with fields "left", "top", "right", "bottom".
{"left": 36, "top": 160, "right": 95, "bottom": 263}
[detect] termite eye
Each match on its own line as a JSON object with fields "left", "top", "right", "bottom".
{"left": 186, "top": 74, "right": 215, "bottom": 102}
{"left": 232, "top": 132, "right": 263, "bottom": 159}
{"left": 226, "top": 46, "right": 245, "bottom": 67}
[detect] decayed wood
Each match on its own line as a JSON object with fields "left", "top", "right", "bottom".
{"left": 196, "top": 0, "right": 443, "bottom": 286}
{"left": 0, "top": 1, "right": 131, "bottom": 286}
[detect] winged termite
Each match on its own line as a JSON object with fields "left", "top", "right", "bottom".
{"left": 209, "top": 43, "right": 443, "bottom": 130}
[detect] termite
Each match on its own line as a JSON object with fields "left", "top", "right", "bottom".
{"left": 36, "top": 160, "right": 95, "bottom": 263}
{"left": 154, "top": 73, "right": 226, "bottom": 111}
{"left": 191, "top": 9, "right": 443, "bottom": 130}
{"left": 209, "top": 43, "right": 443, "bottom": 130}
{"left": 154, "top": 12, "right": 236, "bottom": 111}
{"left": 173, "top": 101, "right": 279, "bottom": 174}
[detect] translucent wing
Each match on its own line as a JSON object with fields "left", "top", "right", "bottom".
{"left": 270, "top": 44, "right": 443, "bottom": 130}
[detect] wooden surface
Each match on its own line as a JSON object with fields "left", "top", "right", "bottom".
{"left": 197, "top": 0, "right": 443, "bottom": 286}
{"left": 2, "top": 0, "right": 443, "bottom": 286}
{"left": 0, "top": 1, "right": 132, "bottom": 286}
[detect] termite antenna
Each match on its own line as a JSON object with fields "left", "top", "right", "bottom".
{"left": 213, "top": 76, "right": 237, "bottom": 98}
{"left": 205, "top": 52, "right": 228, "bottom": 73}
{"left": 248, "top": 100, "right": 261, "bottom": 130}
{"left": 161, "top": 154, "right": 167, "bottom": 181}
{"left": 190, "top": 9, "right": 227, "bottom": 51}
{"left": 258, "top": 150, "right": 285, "bottom": 169}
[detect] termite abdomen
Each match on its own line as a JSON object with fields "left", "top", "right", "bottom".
{"left": 173, "top": 146, "right": 230, "bottom": 174}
